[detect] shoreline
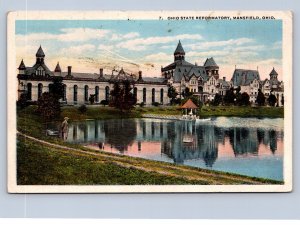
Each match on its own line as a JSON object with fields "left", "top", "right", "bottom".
{"left": 17, "top": 132, "right": 283, "bottom": 185}
{"left": 16, "top": 105, "right": 284, "bottom": 185}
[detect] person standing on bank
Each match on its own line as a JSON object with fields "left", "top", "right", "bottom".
{"left": 61, "top": 117, "right": 69, "bottom": 140}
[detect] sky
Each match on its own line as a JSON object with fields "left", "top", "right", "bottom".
{"left": 15, "top": 19, "right": 282, "bottom": 80}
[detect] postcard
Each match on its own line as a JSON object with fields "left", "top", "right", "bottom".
{"left": 7, "top": 11, "right": 293, "bottom": 193}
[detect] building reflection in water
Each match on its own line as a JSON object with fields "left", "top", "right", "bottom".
{"left": 67, "top": 118, "right": 283, "bottom": 167}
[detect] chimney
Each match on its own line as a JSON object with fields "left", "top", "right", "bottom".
{"left": 100, "top": 68, "right": 103, "bottom": 77}
{"left": 223, "top": 77, "right": 226, "bottom": 81}
{"left": 68, "top": 66, "right": 72, "bottom": 76}
{"left": 138, "top": 71, "right": 142, "bottom": 80}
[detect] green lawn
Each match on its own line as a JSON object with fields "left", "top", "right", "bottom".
{"left": 200, "top": 105, "right": 284, "bottom": 118}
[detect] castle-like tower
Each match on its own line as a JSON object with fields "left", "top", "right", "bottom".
{"left": 174, "top": 40, "right": 185, "bottom": 61}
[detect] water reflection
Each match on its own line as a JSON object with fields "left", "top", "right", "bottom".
{"left": 66, "top": 117, "right": 284, "bottom": 180}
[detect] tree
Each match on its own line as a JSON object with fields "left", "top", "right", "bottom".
{"left": 224, "top": 87, "right": 235, "bottom": 105}
{"left": 268, "top": 93, "right": 277, "bottom": 106}
{"left": 281, "top": 95, "right": 284, "bottom": 106}
{"left": 167, "top": 85, "right": 178, "bottom": 105}
{"left": 49, "top": 77, "right": 64, "bottom": 100}
{"left": 182, "top": 87, "right": 192, "bottom": 98}
{"left": 236, "top": 92, "right": 250, "bottom": 106}
{"left": 110, "top": 79, "right": 136, "bottom": 112}
{"left": 37, "top": 92, "right": 61, "bottom": 121}
{"left": 256, "top": 89, "right": 266, "bottom": 106}
{"left": 211, "top": 93, "right": 222, "bottom": 106}
{"left": 17, "top": 93, "right": 29, "bottom": 109}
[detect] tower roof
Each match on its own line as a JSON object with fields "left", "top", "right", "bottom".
{"left": 36, "top": 45, "right": 45, "bottom": 57}
{"left": 174, "top": 40, "right": 185, "bottom": 55}
{"left": 18, "top": 59, "right": 26, "bottom": 70}
{"left": 54, "top": 62, "right": 61, "bottom": 72}
{"left": 270, "top": 67, "right": 278, "bottom": 76}
{"left": 204, "top": 57, "right": 218, "bottom": 67}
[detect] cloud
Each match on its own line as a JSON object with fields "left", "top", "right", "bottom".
{"left": 111, "top": 32, "right": 140, "bottom": 41}
{"left": 143, "top": 52, "right": 171, "bottom": 62}
{"left": 16, "top": 28, "right": 111, "bottom": 43}
{"left": 188, "top": 38, "right": 255, "bottom": 50}
{"left": 98, "top": 44, "right": 114, "bottom": 51}
{"left": 59, "top": 44, "right": 96, "bottom": 56}
{"left": 117, "top": 34, "right": 203, "bottom": 51}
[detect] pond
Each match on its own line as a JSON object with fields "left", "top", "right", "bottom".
{"left": 65, "top": 117, "right": 284, "bottom": 181}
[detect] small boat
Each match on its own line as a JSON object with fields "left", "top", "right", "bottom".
{"left": 183, "top": 135, "right": 194, "bottom": 143}
{"left": 195, "top": 118, "right": 211, "bottom": 122}
{"left": 46, "top": 129, "right": 59, "bottom": 136}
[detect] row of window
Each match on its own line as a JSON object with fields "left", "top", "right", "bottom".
{"left": 26, "top": 83, "right": 164, "bottom": 104}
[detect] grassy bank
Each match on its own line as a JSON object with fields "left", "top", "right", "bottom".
{"left": 200, "top": 105, "right": 284, "bottom": 118}
{"left": 17, "top": 135, "right": 282, "bottom": 185}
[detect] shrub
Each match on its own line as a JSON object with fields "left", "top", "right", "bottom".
{"left": 17, "top": 93, "right": 29, "bottom": 109}
{"left": 78, "top": 105, "right": 87, "bottom": 114}
{"left": 139, "top": 102, "right": 145, "bottom": 107}
{"left": 152, "top": 102, "right": 160, "bottom": 107}
{"left": 100, "top": 100, "right": 109, "bottom": 106}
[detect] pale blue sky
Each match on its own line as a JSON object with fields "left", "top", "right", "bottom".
{"left": 15, "top": 19, "right": 282, "bottom": 79}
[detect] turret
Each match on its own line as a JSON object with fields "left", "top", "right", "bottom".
{"left": 174, "top": 40, "right": 185, "bottom": 61}
{"left": 18, "top": 59, "right": 26, "bottom": 75}
{"left": 270, "top": 67, "right": 278, "bottom": 80}
{"left": 54, "top": 62, "right": 62, "bottom": 76}
{"left": 36, "top": 45, "right": 45, "bottom": 64}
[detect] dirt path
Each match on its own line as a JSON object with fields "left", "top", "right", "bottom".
{"left": 17, "top": 132, "right": 277, "bottom": 185}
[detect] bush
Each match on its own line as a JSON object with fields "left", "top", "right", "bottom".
{"left": 152, "top": 102, "right": 160, "bottom": 107}
{"left": 78, "top": 105, "right": 87, "bottom": 114}
{"left": 17, "top": 93, "right": 29, "bottom": 109}
{"left": 139, "top": 102, "right": 145, "bottom": 107}
{"left": 100, "top": 100, "right": 109, "bottom": 106}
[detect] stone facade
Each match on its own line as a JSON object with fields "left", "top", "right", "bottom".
{"left": 17, "top": 42, "right": 284, "bottom": 107}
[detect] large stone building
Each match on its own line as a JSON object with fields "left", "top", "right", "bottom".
{"left": 17, "top": 42, "right": 284, "bottom": 106}
{"left": 17, "top": 46, "right": 169, "bottom": 106}
{"left": 161, "top": 41, "right": 231, "bottom": 102}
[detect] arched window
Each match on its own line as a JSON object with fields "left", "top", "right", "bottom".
{"left": 133, "top": 87, "right": 137, "bottom": 101}
{"left": 160, "top": 88, "right": 164, "bottom": 103}
{"left": 38, "top": 83, "right": 43, "bottom": 99}
{"left": 152, "top": 88, "right": 155, "bottom": 103}
{"left": 95, "top": 86, "right": 99, "bottom": 102}
{"left": 62, "top": 84, "right": 67, "bottom": 101}
{"left": 105, "top": 86, "right": 110, "bottom": 101}
{"left": 143, "top": 88, "right": 146, "bottom": 103}
{"left": 73, "top": 85, "right": 78, "bottom": 102}
{"left": 27, "top": 83, "right": 32, "bottom": 100}
{"left": 84, "top": 85, "right": 89, "bottom": 102}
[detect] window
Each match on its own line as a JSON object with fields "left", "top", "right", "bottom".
{"left": 95, "top": 86, "right": 99, "bottom": 102}
{"left": 27, "top": 83, "right": 32, "bottom": 100}
{"left": 160, "top": 89, "right": 164, "bottom": 103}
{"left": 143, "top": 88, "right": 146, "bottom": 103}
{"left": 61, "top": 84, "right": 66, "bottom": 101}
{"left": 84, "top": 85, "right": 89, "bottom": 102}
{"left": 105, "top": 86, "right": 110, "bottom": 101}
{"left": 38, "top": 83, "right": 43, "bottom": 99}
{"left": 73, "top": 85, "right": 78, "bottom": 102}
{"left": 152, "top": 88, "right": 155, "bottom": 103}
{"left": 36, "top": 67, "right": 45, "bottom": 76}
{"left": 134, "top": 87, "right": 137, "bottom": 101}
